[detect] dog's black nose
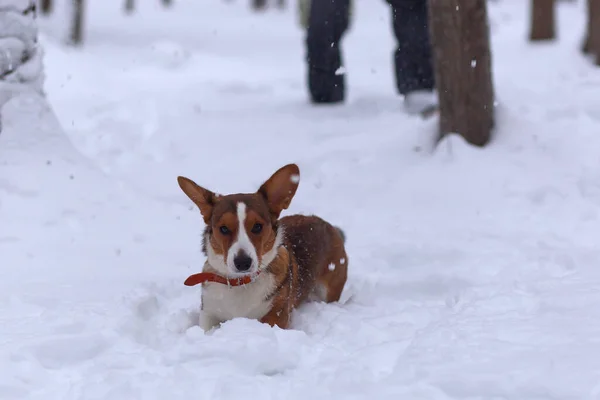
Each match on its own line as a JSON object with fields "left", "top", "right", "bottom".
{"left": 233, "top": 253, "right": 253, "bottom": 272}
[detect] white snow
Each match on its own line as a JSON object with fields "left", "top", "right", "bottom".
{"left": 2, "top": 0, "right": 600, "bottom": 399}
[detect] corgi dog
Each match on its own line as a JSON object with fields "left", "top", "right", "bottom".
{"left": 177, "top": 164, "right": 348, "bottom": 331}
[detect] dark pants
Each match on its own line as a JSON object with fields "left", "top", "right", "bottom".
{"left": 306, "top": 0, "right": 435, "bottom": 103}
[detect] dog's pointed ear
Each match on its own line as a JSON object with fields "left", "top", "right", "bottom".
{"left": 177, "top": 176, "right": 217, "bottom": 224}
{"left": 258, "top": 164, "right": 300, "bottom": 219}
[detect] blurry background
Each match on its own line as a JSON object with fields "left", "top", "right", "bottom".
{"left": 1, "top": 1, "right": 600, "bottom": 399}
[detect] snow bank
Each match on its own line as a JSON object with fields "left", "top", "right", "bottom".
{"left": 0, "top": 0, "right": 44, "bottom": 130}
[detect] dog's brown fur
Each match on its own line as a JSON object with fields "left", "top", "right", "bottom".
{"left": 261, "top": 214, "right": 348, "bottom": 328}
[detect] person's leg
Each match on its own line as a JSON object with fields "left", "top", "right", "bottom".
{"left": 305, "top": 0, "right": 351, "bottom": 104}
{"left": 386, "top": 0, "right": 437, "bottom": 114}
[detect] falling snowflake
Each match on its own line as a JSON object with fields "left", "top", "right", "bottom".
{"left": 335, "top": 66, "right": 346, "bottom": 76}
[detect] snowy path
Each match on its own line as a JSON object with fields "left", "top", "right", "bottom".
{"left": 2, "top": 0, "right": 600, "bottom": 398}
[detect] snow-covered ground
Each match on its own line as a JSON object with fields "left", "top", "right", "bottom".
{"left": 2, "top": 0, "right": 600, "bottom": 398}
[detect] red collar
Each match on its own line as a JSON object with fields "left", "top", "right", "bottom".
{"left": 184, "top": 269, "right": 261, "bottom": 287}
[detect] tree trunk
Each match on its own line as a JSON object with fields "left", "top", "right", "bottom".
{"left": 162, "top": 0, "right": 173, "bottom": 7}
{"left": 40, "top": 0, "right": 53, "bottom": 15}
{"left": 582, "top": 0, "right": 600, "bottom": 66}
{"left": 252, "top": 0, "right": 267, "bottom": 10}
{"left": 529, "top": 0, "right": 556, "bottom": 41}
{"left": 124, "top": 0, "right": 134, "bottom": 13}
{"left": 68, "top": 0, "right": 85, "bottom": 46}
{"left": 428, "top": 0, "right": 495, "bottom": 147}
{"left": 583, "top": 0, "right": 591, "bottom": 53}
{"left": 592, "top": 0, "right": 600, "bottom": 66}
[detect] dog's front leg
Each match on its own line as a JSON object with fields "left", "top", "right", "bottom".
{"left": 199, "top": 311, "right": 221, "bottom": 332}
{"left": 260, "top": 306, "right": 290, "bottom": 329}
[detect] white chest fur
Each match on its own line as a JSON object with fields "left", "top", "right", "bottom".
{"left": 200, "top": 272, "right": 276, "bottom": 330}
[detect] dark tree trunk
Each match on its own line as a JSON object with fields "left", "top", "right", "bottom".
{"left": 124, "top": 0, "right": 134, "bottom": 13}
{"left": 428, "top": 0, "right": 495, "bottom": 147}
{"left": 40, "top": 0, "right": 53, "bottom": 15}
{"left": 582, "top": 0, "right": 600, "bottom": 66}
{"left": 583, "top": 0, "right": 592, "bottom": 54}
{"left": 162, "top": 0, "right": 173, "bottom": 7}
{"left": 529, "top": 0, "right": 556, "bottom": 41}
{"left": 69, "top": 0, "right": 85, "bottom": 46}
{"left": 592, "top": 0, "right": 600, "bottom": 66}
{"left": 252, "top": 0, "right": 267, "bottom": 10}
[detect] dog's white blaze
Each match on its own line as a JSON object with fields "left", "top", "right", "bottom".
{"left": 227, "top": 202, "right": 258, "bottom": 273}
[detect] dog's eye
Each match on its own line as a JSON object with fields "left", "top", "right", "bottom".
{"left": 219, "top": 226, "right": 231, "bottom": 235}
{"left": 251, "top": 223, "right": 263, "bottom": 234}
